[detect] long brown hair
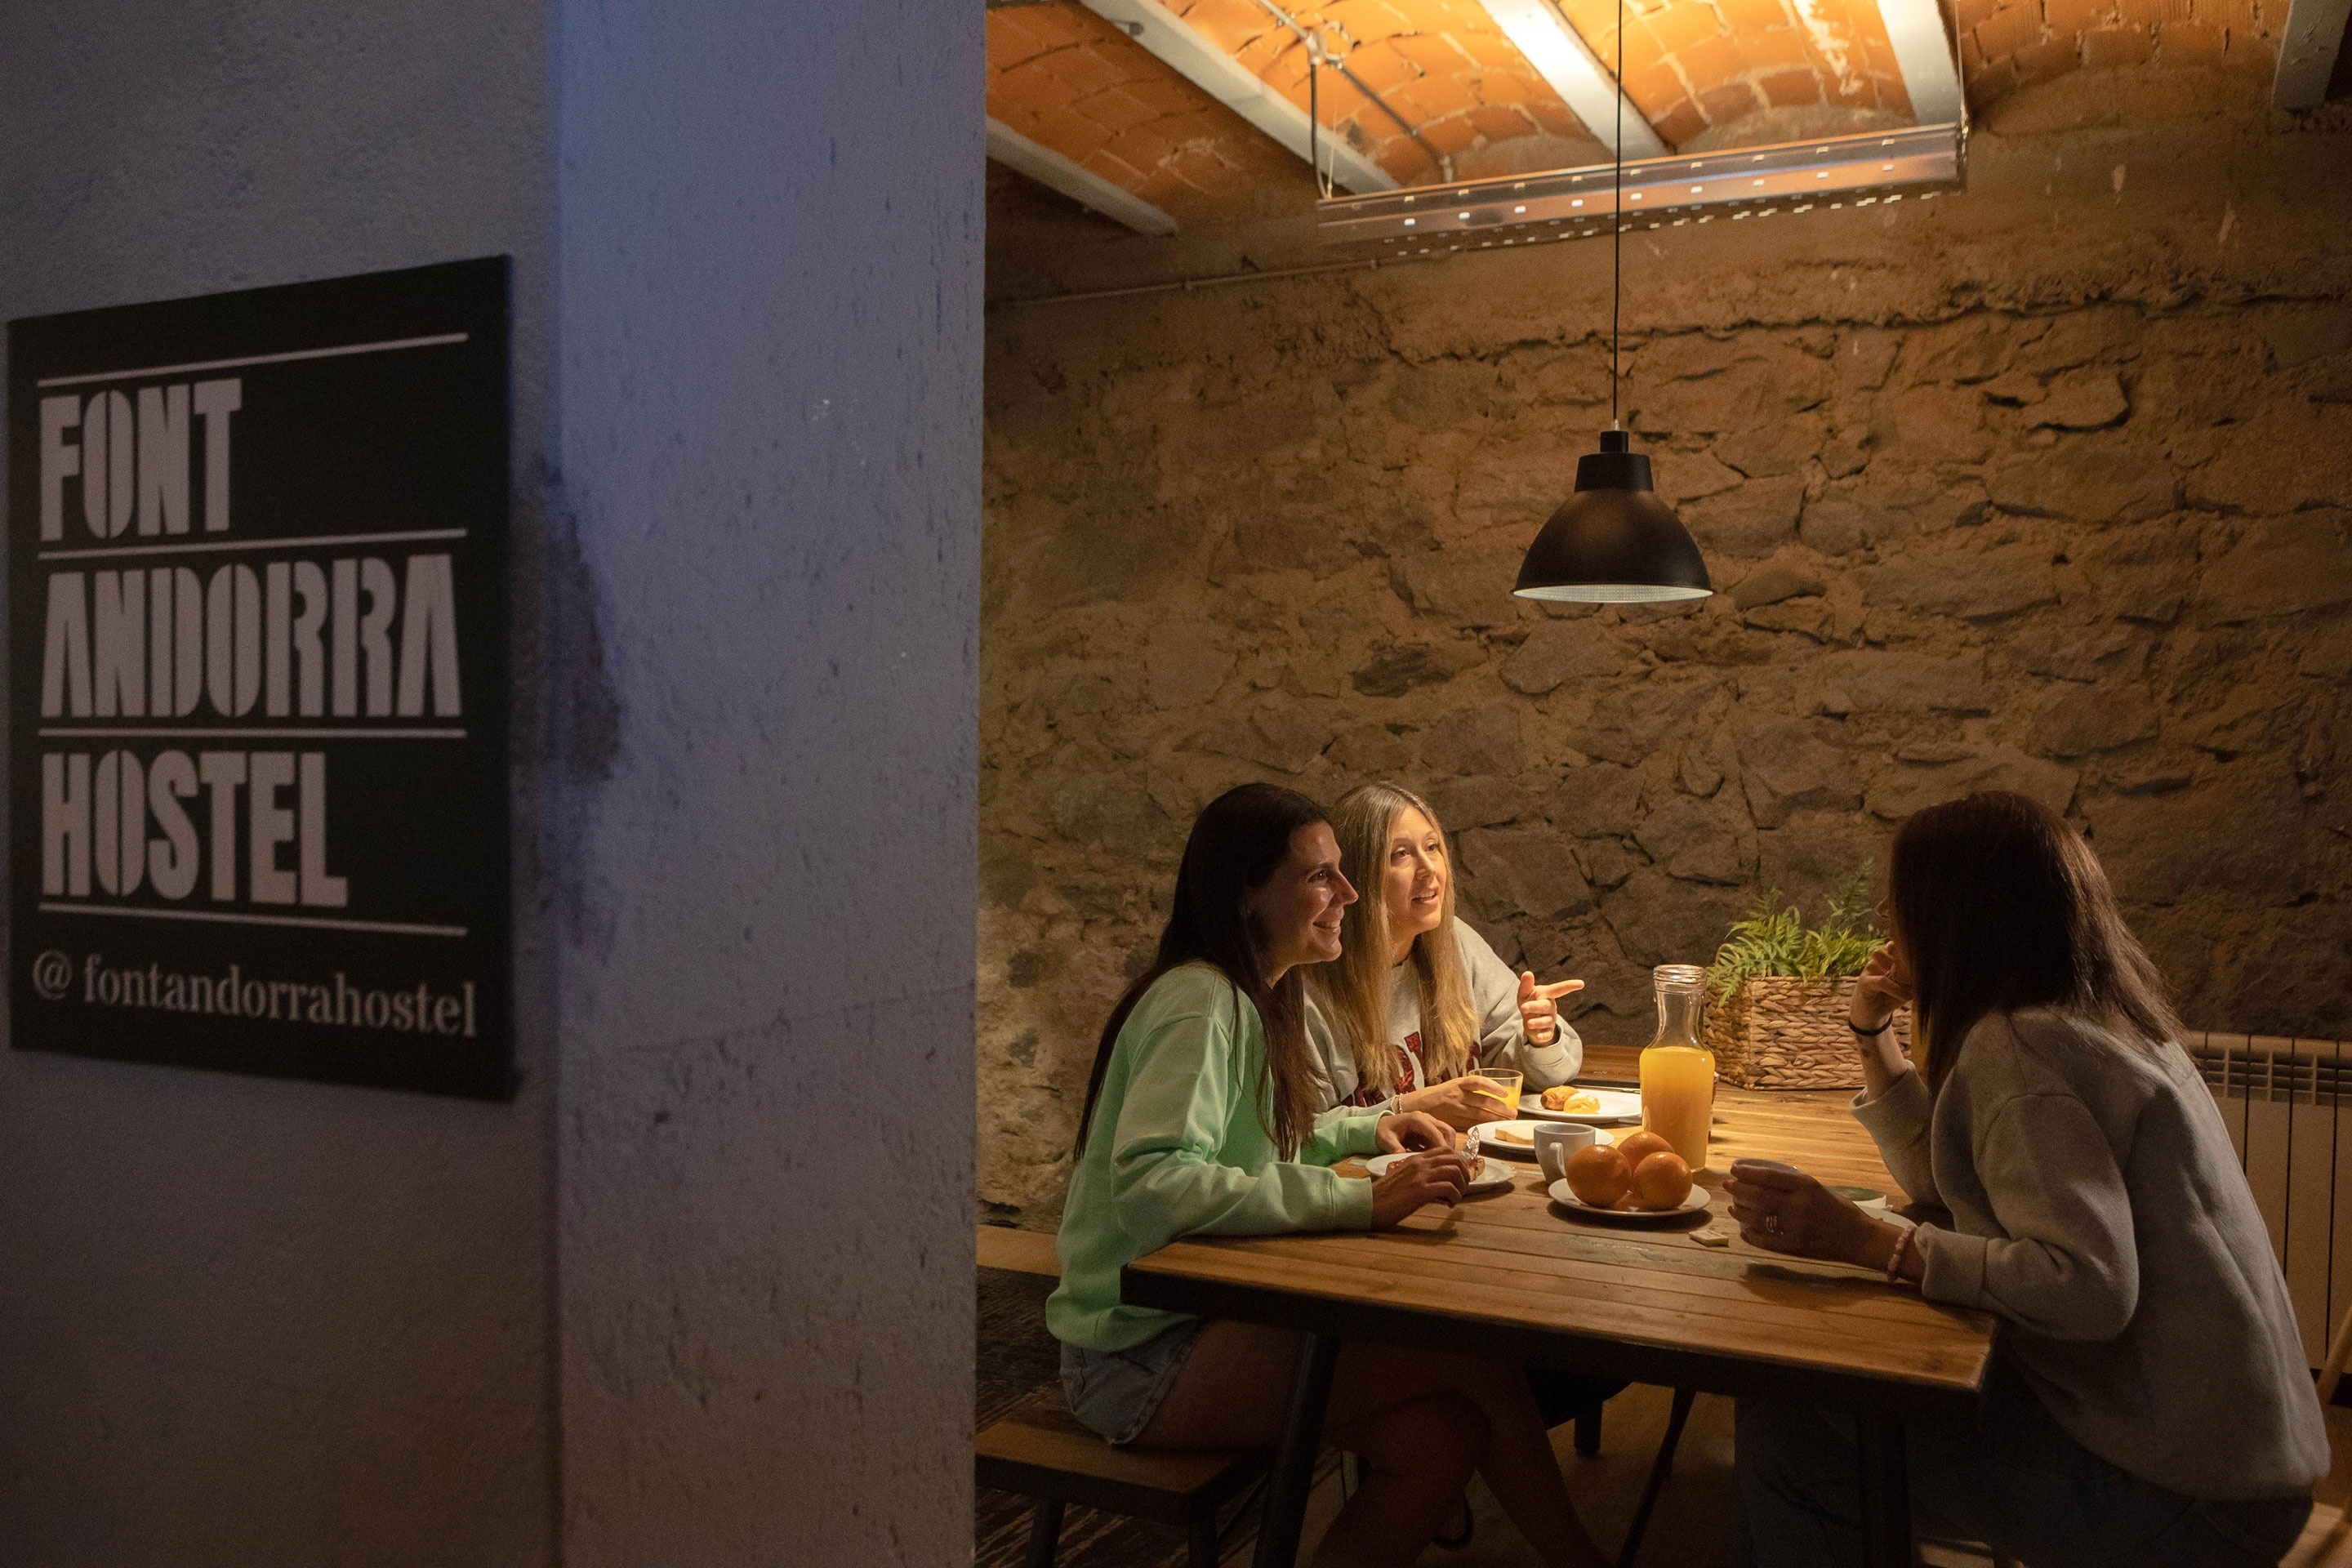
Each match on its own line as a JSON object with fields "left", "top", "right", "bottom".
{"left": 1310, "top": 783, "right": 1478, "bottom": 1095}
{"left": 1076, "top": 782, "right": 1331, "bottom": 1159}
{"left": 1891, "top": 791, "right": 2180, "bottom": 1093}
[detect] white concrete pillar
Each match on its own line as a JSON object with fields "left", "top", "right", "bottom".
{"left": 552, "top": 2, "right": 980, "bottom": 1562}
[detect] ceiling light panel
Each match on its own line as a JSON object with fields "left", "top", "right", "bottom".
{"left": 1316, "top": 122, "right": 1962, "bottom": 247}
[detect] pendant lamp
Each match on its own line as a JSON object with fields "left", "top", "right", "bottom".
{"left": 1512, "top": 0, "right": 1713, "bottom": 606}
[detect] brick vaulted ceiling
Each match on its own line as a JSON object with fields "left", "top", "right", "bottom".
{"left": 987, "top": 0, "right": 2296, "bottom": 230}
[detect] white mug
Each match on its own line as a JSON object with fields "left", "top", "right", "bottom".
{"left": 1535, "top": 1120, "right": 1598, "bottom": 1183}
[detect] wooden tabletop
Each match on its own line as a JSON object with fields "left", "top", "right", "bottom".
{"left": 1122, "top": 1048, "right": 1999, "bottom": 1419}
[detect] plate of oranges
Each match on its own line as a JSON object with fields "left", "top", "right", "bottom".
{"left": 1548, "top": 1129, "right": 1709, "bottom": 1223}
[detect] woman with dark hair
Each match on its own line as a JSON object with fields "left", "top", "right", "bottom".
{"left": 1725, "top": 791, "right": 2326, "bottom": 1566}
{"left": 1049, "top": 782, "right": 1611, "bottom": 1568}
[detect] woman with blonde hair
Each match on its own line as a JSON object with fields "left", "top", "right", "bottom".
{"left": 1307, "top": 782, "right": 1586, "bottom": 1129}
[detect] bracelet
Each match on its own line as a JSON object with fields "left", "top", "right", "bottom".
{"left": 1847, "top": 1018, "right": 1893, "bottom": 1037}
{"left": 1885, "top": 1226, "right": 1919, "bottom": 1285}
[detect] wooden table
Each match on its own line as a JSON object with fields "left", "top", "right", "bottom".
{"left": 1120, "top": 1049, "right": 1999, "bottom": 1568}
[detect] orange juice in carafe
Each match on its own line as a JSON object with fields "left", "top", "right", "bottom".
{"left": 1639, "top": 964, "right": 1714, "bottom": 1171}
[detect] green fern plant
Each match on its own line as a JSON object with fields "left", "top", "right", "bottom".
{"left": 1707, "top": 864, "right": 1885, "bottom": 999}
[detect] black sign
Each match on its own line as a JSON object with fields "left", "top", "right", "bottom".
{"left": 7, "top": 259, "right": 512, "bottom": 1099}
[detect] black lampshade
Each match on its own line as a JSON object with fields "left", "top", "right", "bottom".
{"left": 1512, "top": 430, "right": 1713, "bottom": 604}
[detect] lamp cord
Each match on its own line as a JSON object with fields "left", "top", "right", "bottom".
{"left": 1611, "top": 0, "right": 1624, "bottom": 431}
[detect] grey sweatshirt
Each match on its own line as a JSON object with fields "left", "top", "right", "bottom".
{"left": 1852, "top": 1005, "right": 2328, "bottom": 1501}
{"left": 1304, "top": 917, "right": 1581, "bottom": 1112}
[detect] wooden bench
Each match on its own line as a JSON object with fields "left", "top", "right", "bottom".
{"left": 976, "top": 1389, "right": 1267, "bottom": 1568}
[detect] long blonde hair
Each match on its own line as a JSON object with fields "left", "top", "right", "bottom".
{"left": 1311, "top": 783, "right": 1479, "bottom": 1095}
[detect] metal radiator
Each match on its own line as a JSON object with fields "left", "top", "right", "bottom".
{"left": 2189, "top": 1031, "right": 2352, "bottom": 1367}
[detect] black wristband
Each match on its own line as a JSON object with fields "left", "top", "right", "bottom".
{"left": 1847, "top": 1018, "right": 1893, "bottom": 1037}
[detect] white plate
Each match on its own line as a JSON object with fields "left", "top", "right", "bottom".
{"left": 1364, "top": 1153, "right": 1516, "bottom": 1194}
{"left": 1472, "top": 1120, "right": 1616, "bottom": 1160}
{"left": 1547, "top": 1178, "right": 1713, "bottom": 1223}
{"left": 1520, "top": 1088, "right": 1643, "bottom": 1125}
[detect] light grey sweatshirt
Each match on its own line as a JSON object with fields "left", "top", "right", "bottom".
{"left": 1852, "top": 1005, "right": 2328, "bottom": 1501}
{"left": 1304, "top": 917, "right": 1581, "bottom": 1113}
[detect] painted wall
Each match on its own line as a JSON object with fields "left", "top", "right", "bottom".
{"left": 2, "top": 2, "right": 984, "bottom": 1564}
{"left": 978, "top": 120, "right": 2352, "bottom": 1219}
{"left": 0, "top": 2, "right": 557, "bottom": 1564}
{"left": 554, "top": 2, "right": 982, "bottom": 1563}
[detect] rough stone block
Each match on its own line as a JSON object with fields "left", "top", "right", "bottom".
{"left": 2254, "top": 305, "right": 2352, "bottom": 372}
{"left": 1600, "top": 867, "right": 1748, "bottom": 969}
{"left": 1548, "top": 762, "right": 1648, "bottom": 840}
{"left": 2028, "top": 368, "right": 2130, "bottom": 430}
{"left": 1197, "top": 697, "right": 1334, "bottom": 774}
{"left": 1428, "top": 775, "right": 1537, "bottom": 829}
{"left": 1329, "top": 721, "right": 1416, "bottom": 775}
{"left": 2005, "top": 618, "right": 2150, "bottom": 682}
{"left": 2195, "top": 513, "right": 2352, "bottom": 624}
{"left": 2031, "top": 682, "right": 2162, "bottom": 756}
{"left": 1903, "top": 316, "right": 2015, "bottom": 385}
{"left": 1502, "top": 620, "right": 1637, "bottom": 695}
{"left": 1745, "top": 599, "right": 1836, "bottom": 640}
{"left": 1653, "top": 448, "right": 1748, "bottom": 503}
{"left": 1737, "top": 716, "right": 1863, "bottom": 827}
{"left": 1812, "top": 648, "right": 1996, "bottom": 713}
{"left": 1353, "top": 639, "right": 1484, "bottom": 697}
{"left": 2296, "top": 619, "right": 2352, "bottom": 680}
{"left": 2183, "top": 408, "right": 2352, "bottom": 514}
{"left": 1577, "top": 836, "right": 1637, "bottom": 890}
{"left": 1757, "top": 809, "right": 1891, "bottom": 911}
{"left": 1684, "top": 474, "right": 1807, "bottom": 557}
{"left": 1986, "top": 441, "right": 2176, "bottom": 522}
{"left": 1883, "top": 385, "right": 1995, "bottom": 464}
{"left": 1419, "top": 704, "right": 1527, "bottom": 776}
{"left": 1396, "top": 540, "right": 1531, "bottom": 625}
{"left": 1573, "top": 675, "right": 1721, "bottom": 767}
{"left": 1865, "top": 744, "right": 2080, "bottom": 820}
{"left": 1459, "top": 826, "right": 1596, "bottom": 920}
{"left": 1634, "top": 795, "right": 1755, "bottom": 884}
{"left": 1858, "top": 541, "right": 2059, "bottom": 622}
{"left": 1837, "top": 330, "right": 1903, "bottom": 391}
{"left": 1714, "top": 417, "right": 1824, "bottom": 478}
{"left": 1731, "top": 562, "right": 1828, "bottom": 609}
{"left": 1146, "top": 621, "right": 1236, "bottom": 709}
{"left": 2085, "top": 760, "right": 2308, "bottom": 906}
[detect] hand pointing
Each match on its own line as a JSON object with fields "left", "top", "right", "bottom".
{"left": 1517, "top": 970, "right": 1584, "bottom": 1047}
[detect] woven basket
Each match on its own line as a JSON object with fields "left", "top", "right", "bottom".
{"left": 1704, "top": 976, "right": 1914, "bottom": 1089}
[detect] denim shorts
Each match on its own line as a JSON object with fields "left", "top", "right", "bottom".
{"left": 1060, "top": 1317, "right": 1205, "bottom": 1446}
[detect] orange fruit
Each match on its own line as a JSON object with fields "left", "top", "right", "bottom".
{"left": 1631, "top": 1152, "right": 1694, "bottom": 1210}
{"left": 1616, "top": 1129, "right": 1674, "bottom": 1169}
{"left": 1565, "top": 1144, "right": 1633, "bottom": 1209}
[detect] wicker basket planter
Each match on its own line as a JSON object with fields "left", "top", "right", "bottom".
{"left": 1705, "top": 976, "right": 1915, "bottom": 1089}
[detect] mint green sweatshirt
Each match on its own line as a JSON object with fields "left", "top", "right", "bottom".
{"left": 1048, "top": 962, "right": 1387, "bottom": 1352}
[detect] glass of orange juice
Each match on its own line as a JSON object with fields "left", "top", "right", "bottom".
{"left": 1464, "top": 1069, "right": 1521, "bottom": 1123}
{"left": 1639, "top": 964, "right": 1715, "bottom": 1171}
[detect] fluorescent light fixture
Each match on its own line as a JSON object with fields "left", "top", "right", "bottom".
{"left": 1316, "top": 123, "right": 1964, "bottom": 249}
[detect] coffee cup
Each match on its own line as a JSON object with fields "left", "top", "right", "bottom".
{"left": 1535, "top": 1121, "right": 1598, "bottom": 1183}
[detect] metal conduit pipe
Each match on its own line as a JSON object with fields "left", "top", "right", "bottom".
{"left": 986, "top": 251, "right": 1450, "bottom": 311}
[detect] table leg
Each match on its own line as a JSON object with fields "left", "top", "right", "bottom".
{"left": 1855, "top": 1414, "right": 1911, "bottom": 1568}
{"left": 1251, "top": 1330, "right": 1340, "bottom": 1568}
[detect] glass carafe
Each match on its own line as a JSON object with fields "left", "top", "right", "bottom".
{"left": 1638, "top": 964, "right": 1715, "bottom": 1171}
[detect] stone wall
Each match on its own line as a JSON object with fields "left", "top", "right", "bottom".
{"left": 978, "top": 120, "right": 2352, "bottom": 1219}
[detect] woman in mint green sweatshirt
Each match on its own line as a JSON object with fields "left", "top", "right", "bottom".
{"left": 1049, "top": 782, "right": 1610, "bottom": 1568}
